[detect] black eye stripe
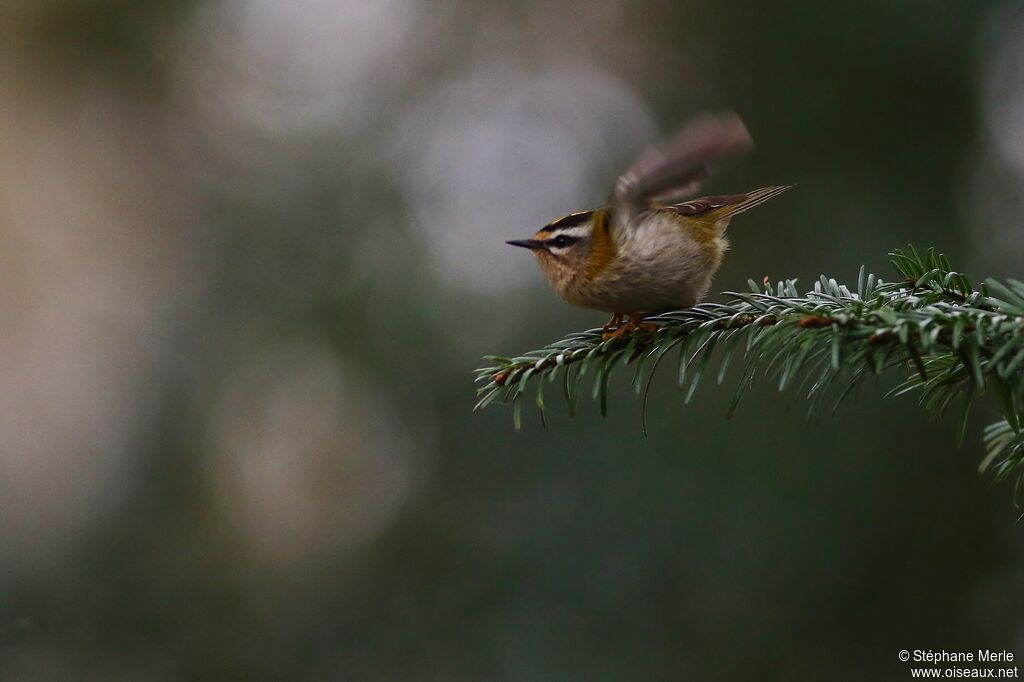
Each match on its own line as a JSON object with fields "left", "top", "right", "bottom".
{"left": 546, "top": 235, "right": 579, "bottom": 249}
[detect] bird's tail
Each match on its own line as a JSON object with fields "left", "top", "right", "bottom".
{"left": 712, "top": 185, "right": 793, "bottom": 219}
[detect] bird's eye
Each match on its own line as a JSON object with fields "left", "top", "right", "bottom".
{"left": 549, "top": 235, "right": 577, "bottom": 249}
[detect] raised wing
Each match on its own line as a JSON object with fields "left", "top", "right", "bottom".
{"left": 612, "top": 112, "right": 753, "bottom": 215}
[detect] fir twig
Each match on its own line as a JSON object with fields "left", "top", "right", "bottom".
{"left": 474, "top": 246, "right": 1024, "bottom": 502}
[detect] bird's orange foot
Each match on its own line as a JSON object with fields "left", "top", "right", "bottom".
{"left": 602, "top": 313, "right": 656, "bottom": 340}
{"left": 601, "top": 313, "right": 625, "bottom": 341}
{"left": 603, "top": 326, "right": 628, "bottom": 341}
{"left": 625, "top": 313, "right": 657, "bottom": 335}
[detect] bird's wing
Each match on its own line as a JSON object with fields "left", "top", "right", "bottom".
{"left": 611, "top": 112, "right": 752, "bottom": 219}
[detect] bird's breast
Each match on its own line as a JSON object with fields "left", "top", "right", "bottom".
{"left": 575, "top": 211, "right": 727, "bottom": 312}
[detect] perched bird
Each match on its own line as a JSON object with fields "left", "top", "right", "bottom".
{"left": 507, "top": 112, "right": 790, "bottom": 339}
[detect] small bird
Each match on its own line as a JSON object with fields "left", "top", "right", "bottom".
{"left": 507, "top": 112, "right": 790, "bottom": 339}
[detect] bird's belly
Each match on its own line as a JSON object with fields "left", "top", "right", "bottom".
{"left": 573, "top": 224, "right": 725, "bottom": 313}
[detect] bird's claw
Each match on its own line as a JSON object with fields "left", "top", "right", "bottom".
{"left": 602, "top": 314, "right": 656, "bottom": 341}
{"left": 602, "top": 327, "right": 628, "bottom": 341}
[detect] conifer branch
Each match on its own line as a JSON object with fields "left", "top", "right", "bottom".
{"left": 474, "top": 246, "right": 1024, "bottom": 500}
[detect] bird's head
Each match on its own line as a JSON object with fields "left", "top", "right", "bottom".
{"left": 507, "top": 210, "right": 601, "bottom": 286}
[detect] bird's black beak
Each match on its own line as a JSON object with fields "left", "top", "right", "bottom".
{"left": 506, "top": 239, "right": 543, "bottom": 250}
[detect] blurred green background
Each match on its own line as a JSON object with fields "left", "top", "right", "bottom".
{"left": 1, "top": 0, "right": 1024, "bottom": 679}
